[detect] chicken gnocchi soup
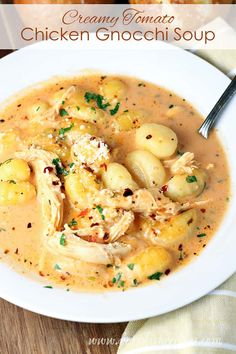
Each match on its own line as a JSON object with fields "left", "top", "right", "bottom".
{"left": 0, "top": 75, "right": 229, "bottom": 291}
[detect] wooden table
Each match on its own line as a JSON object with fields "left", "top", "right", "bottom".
{"left": 0, "top": 49, "right": 127, "bottom": 354}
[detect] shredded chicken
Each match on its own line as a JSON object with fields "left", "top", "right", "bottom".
{"left": 32, "top": 86, "right": 77, "bottom": 125}
{"left": 16, "top": 148, "right": 65, "bottom": 236}
{"left": 164, "top": 152, "right": 198, "bottom": 175}
{"left": 93, "top": 188, "right": 183, "bottom": 218}
{"left": 45, "top": 227, "right": 131, "bottom": 265}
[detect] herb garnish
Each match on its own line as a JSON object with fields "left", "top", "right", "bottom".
{"left": 44, "top": 285, "right": 53, "bottom": 289}
{"left": 110, "top": 102, "right": 120, "bottom": 116}
{"left": 68, "top": 218, "right": 78, "bottom": 227}
{"left": 54, "top": 264, "right": 61, "bottom": 270}
{"left": 96, "top": 205, "right": 105, "bottom": 220}
{"left": 52, "top": 158, "right": 68, "bottom": 176}
{"left": 8, "top": 180, "right": 16, "bottom": 184}
{"left": 0, "top": 159, "right": 12, "bottom": 167}
{"left": 85, "top": 92, "right": 110, "bottom": 110}
{"left": 186, "top": 175, "right": 197, "bottom": 183}
{"left": 36, "top": 106, "right": 40, "bottom": 112}
{"left": 148, "top": 272, "right": 163, "bottom": 280}
{"left": 197, "top": 233, "right": 206, "bottom": 238}
{"left": 127, "top": 263, "right": 134, "bottom": 270}
{"left": 118, "top": 280, "right": 125, "bottom": 288}
{"left": 112, "top": 272, "right": 122, "bottom": 284}
{"left": 59, "top": 108, "right": 69, "bottom": 117}
{"left": 60, "top": 233, "right": 66, "bottom": 246}
{"left": 59, "top": 123, "right": 74, "bottom": 137}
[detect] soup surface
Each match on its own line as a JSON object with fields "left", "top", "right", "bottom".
{"left": 0, "top": 75, "right": 230, "bottom": 291}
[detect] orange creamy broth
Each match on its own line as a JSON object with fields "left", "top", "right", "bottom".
{"left": 0, "top": 75, "right": 230, "bottom": 291}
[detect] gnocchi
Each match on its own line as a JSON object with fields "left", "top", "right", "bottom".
{"left": 113, "top": 110, "right": 145, "bottom": 132}
{"left": 0, "top": 158, "right": 31, "bottom": 182}
{"left": 65, "top": 104, "right": 106, "bottom": 124}
{"left": 165, "top": 169, "right": 207, "bottom": 201}
{"left": 136, "top": 123, "right": 178, "bottom": 158}
{"left": 102, "top": 162, "right": 138, "bottom": 191}
{"left": 125, "top": 150, "right": 166, "bottom": 188}
{"left": 123, "top": 246, "right": 173, "bottom": 283}
{"left": 0, "top": 181, "right": 36, "bottom": 206}
{"left": 65, "top": 169, "right": 100, "bottom": 209}
{"left": 100, "top": 78, "right": 127, "bottom": 102}
{"left": 155, "top": 209, "right": 198, "bottom": 246}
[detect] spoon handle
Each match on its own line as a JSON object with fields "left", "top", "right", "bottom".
{"left": 198, "top": 75, "right": 236, "bottom": 139}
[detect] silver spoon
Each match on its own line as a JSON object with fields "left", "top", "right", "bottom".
{"left": 198, "top": 75, "right": 236, "bottom": 139}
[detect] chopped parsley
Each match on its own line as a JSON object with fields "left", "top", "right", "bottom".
{"left": 112, "top": 272, "right": 122, "bottom": 284}
{"left": 8, "top": 180, "right": 16, "bottom": 184}
{"left": 96, "top": 205, "right": 105, "bottom": 220}
{"left": 148, "top": 272, "right": 163, "bottom": 280}
{"left": 54, "top": 264, "right": 61, "bottom": 270}
{"left": 44, "top": 285, "right": 53, "bottom": 289}
{"left": 76, "top": 106, "right": 80, "bottom": 111}
{"left": 127, "top": 263, "right": 134, "bottom": 270}
{"left": 36, "top": 106, "right": 40, "bottom": 112}
{"left": 69, "top": 162, "right": 75, "bottom": 170}
{"left": 177, "top": 150, "right": 184, "bottom": 156}
{"left": 52, "top": 158, "right": 68, "bottom": 176}
{"left": 84, "top": 92, "right": 110, "bottom": 110}
{"left": 133, "top": 279, "right": 138, "bottom": 286}
{"left": 68, "top": 218, "right": 78, "bottom": 227}
{"left": 60, "top": 233, "right": 66, "bottom": 246}
{"left": 197, "top": 233, "right": 206, "bottom": 238}
{"left": 110, "top": 102, "right": 120, "bottom": 116}
{"left": 186, "top": 175, "right": 197, "bottom": 183}
{"left": 61, "top": 100, "right": 65, "bottom": 105}
{"left": 59, "top": 108, "right": 69, "bottom": 117}
{"left": 59, "top": 123, "right": 74, "bottom": 137}
{"left": 0, "top": 159, "right": 12, "bottom": 167}
{"left": 118, "top": 280, "right": 125, "bottom": 288}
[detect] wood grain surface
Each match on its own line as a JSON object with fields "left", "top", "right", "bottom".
{"left": 0, "top": 49, "right": 126, "bottom": 354}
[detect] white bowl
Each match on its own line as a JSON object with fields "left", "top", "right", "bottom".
{"left": 0, "top": 40, "right": 235, "bottom": 323}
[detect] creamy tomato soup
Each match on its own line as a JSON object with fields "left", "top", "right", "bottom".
{"left": 0, "top": 75, "right": 230, "bottom": 291}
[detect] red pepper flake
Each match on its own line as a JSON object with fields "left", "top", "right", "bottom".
{"left": 103, "top": 232, "right": 109, "bottom": 241}
{"left": 165, "top": 269, "right": 171, "bottom": 276}
{"left": 44, "top": 166, "right": 53, "bottom": 173}
{"left": 123, "top": 188, "right": 134, "bottom": 197}
{"left": 200, "top": 208, "right": 206, "bottom": 213}
{"left": 4, "top": 249, "right": 9, "bottom": 254}
{"left": 100, "top": 163, "right": 107, "bottom": 171}
{"left": 52, "top": 181, "right": 59, "bottom": 186}
{"left": 187, "top": 218, "right": 193, "bottom": 225}
{"left": 39, "top": 271, "right": 45, "bottom": 277}
{"left": 178, "top": 244, "right": 183, "bottom": 251}
{"left": 79, "top": 208, "right": 89, "bottom": 217}
{"left": 60, "top": 275, "right": 66, "bottom": 281}
{"left": 146, "top": 134, "right": 152, "bottom": 139}
{"left": 161, "top": 185, "right": 168, "bottom": 193}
